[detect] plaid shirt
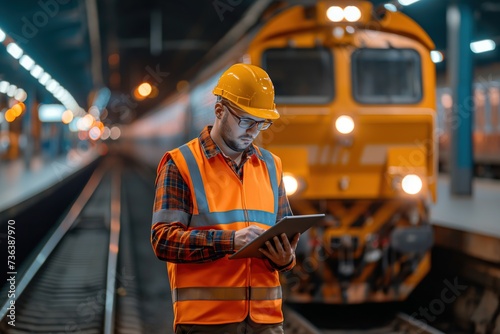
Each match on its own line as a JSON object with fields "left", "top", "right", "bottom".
{"left": 151, "top": 126, "right": 294, "bottom": 270}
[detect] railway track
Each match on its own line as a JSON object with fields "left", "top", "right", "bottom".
{"left": 0, "top": 160, "right": 143, "bottom": 333}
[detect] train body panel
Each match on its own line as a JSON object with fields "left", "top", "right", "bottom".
{"left": 126, "top": 0, "right": 438, "bottom": 304}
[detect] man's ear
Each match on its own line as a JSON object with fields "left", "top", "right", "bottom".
{"left": 215, "top": 102, "right": 224, "bottom": 119}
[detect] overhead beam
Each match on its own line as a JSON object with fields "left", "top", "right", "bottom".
{"left": 119, "top": 38, "right": 211, "bottom": 50}
{"left": 200, "top": 0, "right": 274, "bottom": 63}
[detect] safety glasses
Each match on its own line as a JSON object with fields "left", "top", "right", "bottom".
{"left": 223, "top": 104, "right": 273, "bottom": 131}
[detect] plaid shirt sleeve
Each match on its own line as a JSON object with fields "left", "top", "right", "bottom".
{"left": 151, "top": 157, "right": 234, "bottom": 263}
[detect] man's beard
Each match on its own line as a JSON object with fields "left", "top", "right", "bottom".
{"left": 221, "top": 115, "right": 253, "bottom": 152}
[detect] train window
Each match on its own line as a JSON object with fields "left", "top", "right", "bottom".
{"left": 262, "top": 48, "right": 334, "bottom": 104}
{"left": 352, "top": 48, "right": 422, "bottom": 104}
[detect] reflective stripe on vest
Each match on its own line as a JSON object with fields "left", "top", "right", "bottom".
{"left": 191, "top": 209, "right": 276, "bottom": 227}
{"left": 259, "top": 148, "right": 279, "bottom": 215}
{"left": 172, "top": 286, "right": 282, "bottom": 303}
{"left": 152, "top": 208, "right": 276, "bottom": 227}
{"left": 152, "top": 209, "right": 191, "bottom": 226}
{"left": 179, "top": 145, "right": 210, "bottom": 213}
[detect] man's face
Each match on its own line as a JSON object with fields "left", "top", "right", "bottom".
{"left": 220, "top": 102, "right": 265, "bottom": 153}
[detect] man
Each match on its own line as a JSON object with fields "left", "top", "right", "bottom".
{"left": 151, "top": 63, "right": 299, "bottom": 334}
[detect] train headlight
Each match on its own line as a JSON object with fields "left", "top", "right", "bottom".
{"left": 326, "top": 6, "right": 344, "bottom": 22}
{"left": 283, "top": 173, "right": 299, "bottom": 196}
{"left": 344, "top": 6, "right": 361, "bottom": 22}
{"left": 401, "top": 174, "right": 423, "bottom": 195}
{"left": 335, "top": 115, "right": 354, "bottom": 134}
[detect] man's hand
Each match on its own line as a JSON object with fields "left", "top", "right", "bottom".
{"left": 259, "top": 233, "right": 300, "bottom": 267}
{"left": 234, "top": 225, "right": 266, "bottom": 250}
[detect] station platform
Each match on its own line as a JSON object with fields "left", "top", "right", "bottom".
{"left": 430, "top": 174, "right": 500, "bottom": 237}
{"left": 0, "top": 148, "right": 100, "bottom": 213}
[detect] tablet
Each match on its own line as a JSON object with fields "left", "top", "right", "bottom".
{"left": 229, "top": 214, "right": 325, "bottom": 259}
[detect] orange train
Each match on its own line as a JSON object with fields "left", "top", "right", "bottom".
{"left": 125, "top": 0, "right": 437, "bottom": 303}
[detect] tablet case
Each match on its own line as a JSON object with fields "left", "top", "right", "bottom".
{"left": 229, "top": 214, "right": 325, "bottom": 259}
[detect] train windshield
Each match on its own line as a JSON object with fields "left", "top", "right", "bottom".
{"left": 262, "top": 48, "right": 334, "bottom": 104}
{"left": 352, "top": 48, "right": 422, "bottom": 104}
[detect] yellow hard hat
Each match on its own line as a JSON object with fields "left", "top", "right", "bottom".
{"left": 213, "top": 63, "right": 279, "bottom": 120}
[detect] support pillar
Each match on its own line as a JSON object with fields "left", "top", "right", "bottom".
{"left": 447, "top": 1, "right": 474, "bottom": 196}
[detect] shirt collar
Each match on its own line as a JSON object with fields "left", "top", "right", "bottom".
{"left": 199, "top": 126, "right": 262, "bottom": 161}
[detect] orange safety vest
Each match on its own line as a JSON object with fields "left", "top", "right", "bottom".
{"left": 164, "top": 138, "right": 283, "bottom": 327}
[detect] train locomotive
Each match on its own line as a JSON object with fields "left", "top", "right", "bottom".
{"left": 126, "top": 0, "right": 437, "bottom": 304}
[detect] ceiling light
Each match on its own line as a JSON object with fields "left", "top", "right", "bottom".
{"left": 5, "top": 109, "right": 16, "bottom": 123}
{"left": 470, "top": 39, "right": 496, "bottom": 53}
{"left": 89, "top": 126, "right": 102, "bottom": 141}
{"left": 19, "top": 55, "right": 35, "bottom": 70}
{"left": 101, "top": 127, "right": 111, "bottom": 140}
{"left": 53, "top": 86, "right": 63, "bottom": 96}
{"left": 0, "top": 28, "right": 6, "bottom": 42}
{"left": 137, "top": 82, "right": 152, "bottom": 97}
{"left": 61, "top": 110, "right": 74, "bottom": 124}
{"left": 14, "top": 89, "right": 27, "bottom": 102}
{"left": 38, "top": 72, "right": 51, "bottom": 85}
{"left": 6, "top": 43, "right": 23, "bottom": 59}
{"left": 7, "top": 85, "right": 17, "bottom": 97}
{"left": 0, "top": 81, "right": 9, "bottom": 94}
{"left": 398, "top": 0, "right": 420, "bottom": 6}
{"left": 30, "top": 65, "right": 44, "bottom": 79}
{"left": 54, "top": 88, "right": 67, "bottom": 100}
{"left": 38, "top": 104, "right": 66, "bottom": 122}
{"left": 384, "top": 3, "right": 398, "bottom": 12}
{"left": 60, "top": 93, "right": 71, "bottom": 103}
{"left": 431, "top": 51, "right": 443, "bottom": 63}
{"left": 46, "top": 79, "right": 60, "bottom": 92}
{"left": 47, "top": 82, "right": 60, "bottom": 94}
{"left": 110, "top": 126, "right": 121, "bottom": 140}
